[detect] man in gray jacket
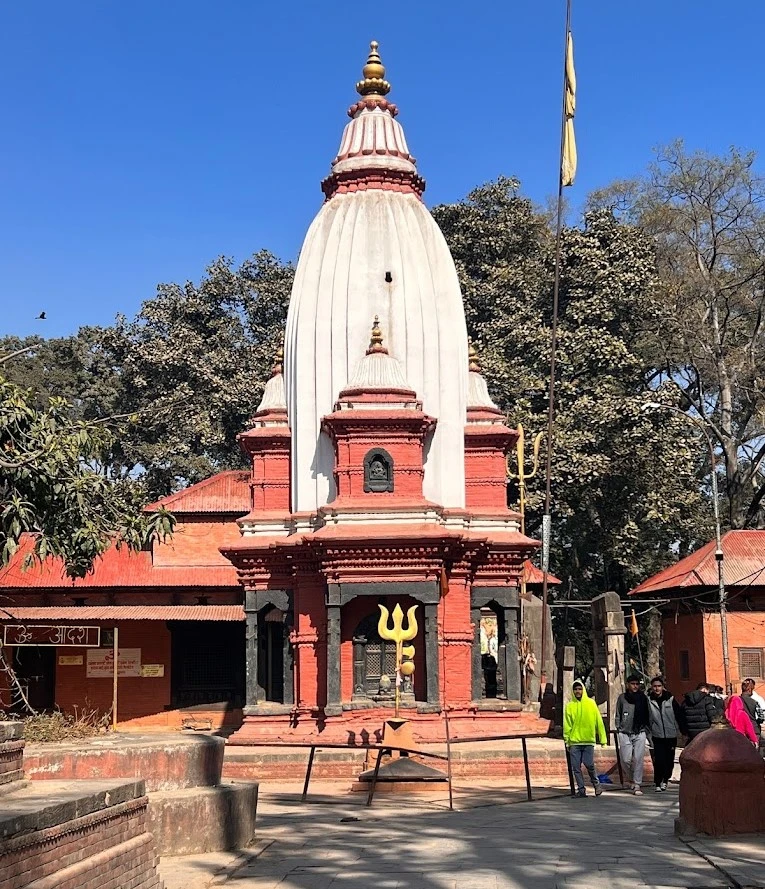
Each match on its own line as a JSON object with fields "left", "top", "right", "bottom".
{"left": 647, "top": 676, "right": 686, "bottom": 791}
{"left": 616, "top": 674, "right": 650, "bottom": 795}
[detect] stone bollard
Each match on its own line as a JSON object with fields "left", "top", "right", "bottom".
{"left": 676, "top": 724, "right": 765, "bottom": 836}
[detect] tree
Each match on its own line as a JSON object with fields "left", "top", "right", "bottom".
{"left": 0, "top": 370, "right": 173, "bottom": 579}
{"left": 433, "top": 179, "right": 712, "bottom": 670}
{"left": 96, "top": 250, "right": 293, "bottom": 499}
{"left": 589, "top": 142, "right": 765, "bottom": 529}
{"left": 1, "top": 251, "right": 295, "bottom": 502}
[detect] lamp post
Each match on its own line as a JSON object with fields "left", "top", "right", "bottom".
{"left": 644, "top": 402, "right": 731, "bottom": 693}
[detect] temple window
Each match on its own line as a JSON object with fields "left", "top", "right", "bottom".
{"left": 352, "top": 612, "right": 414, "bottom": 701}
{"left": 363, "top": 448, "right": 394, "bottom": 493}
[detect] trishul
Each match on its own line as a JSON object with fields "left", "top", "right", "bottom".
{"left": 378, "top": 603, "right": 418, "bottom": 718}
{"left": 506, "top": 423, "right": 543, "bottom": 537}
{"left": 507, "top": 423, "right": 543, "bottom": 601}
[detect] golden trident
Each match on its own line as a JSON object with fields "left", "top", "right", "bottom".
{"left": 507, "top": 423, "right": 543, "bottom": 537}
{"left": 507, "top": 424, "right": 543, "bottom": 602}
{"left": 378, "top": 603, "right": 418, "bottom": 718}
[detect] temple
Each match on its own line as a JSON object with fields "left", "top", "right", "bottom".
{"left": 0, "top": 43, "right": 542, "bottom": 741}
{"left": 221, "top": 43, "right": 538, "bottom": 742}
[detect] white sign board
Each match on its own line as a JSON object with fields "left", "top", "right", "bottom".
{"left": 86, "top": 648, "right": 141, "bottom": 678}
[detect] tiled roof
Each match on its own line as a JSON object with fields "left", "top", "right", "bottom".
{"left": 630, "top": 530, "right": 765, "bottom": 595}
{"left": 0, "top": 537, "right": 239, "bottom": 589}
{"left": 0, "top": 605, "right": 244, "bottom": 621}
{"left": 145, "top": 471, "right": 251, "bottom": 514}
{"left": 523, "top": 560, "right": 562, "bottom": 586}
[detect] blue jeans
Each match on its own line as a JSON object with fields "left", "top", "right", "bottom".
{"left": 569, "top": 744, "right": 598, "bottom": 792}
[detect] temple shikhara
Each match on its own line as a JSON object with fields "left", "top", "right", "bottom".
{"left": 0, "top": 43, "right": 545, "bottom": 741}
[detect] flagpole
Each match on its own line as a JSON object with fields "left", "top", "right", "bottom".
{"left": 539, "top": 0, "right": 573, "bottom": 696}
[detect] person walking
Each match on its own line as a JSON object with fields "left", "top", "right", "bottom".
{"left": 616, "top": 674, "right": 650, "bottom": 795}
{"left": 726, "top": 694, "right": 759, "bottom": 745}
{"left": 744, "top": 678, "right": 765, "bottom": 715}
{"left": 682, "top": 683, "right": 719, "bottom": 740}
{"left": 741, "top": 680, "right": 763, "bottom": 743}
{"left": 563, "top": 680, "right": 607, "bottom": 798}
{"left": 647, "top": 676, "right": 686, "bottom": 792}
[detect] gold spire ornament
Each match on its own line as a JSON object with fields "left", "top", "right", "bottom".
{"left": 271, "top": 346, "right": 284, "bottom": 376}
{"left": 356, "top": 41, "right": 391, "bottom": 97}
{"left": 468, "top": 338, "right": 481, "bottom": 374}
{"left": 366, "top": 314, "right": 388, "bottom": 354}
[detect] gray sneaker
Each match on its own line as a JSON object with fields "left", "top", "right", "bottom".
{"left": 594, "top": 783, "right": 603, "bottom": 796}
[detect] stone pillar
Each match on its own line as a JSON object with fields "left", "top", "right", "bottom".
{"left": 470, "top": 605, "right": 483, "bottom": 701}
{"left": 561, "top": 645, "right": 575, "bottom": 709}
{"left": 282, "top": 617, "right": 294, "bottom": 706}
{"left": 244, "top": 591, "right": 262, "bottom": 708}
{"left": 677, "top": 726, "right": 765, "bottom": 836}
{"left": 424, "top": 603, "right": 440, "bottom": 707}
{"left": 502, "top": 606, "right": 520, "bottom": 701}
{"left": 325, "top": 604, "right": 342, "bottom": 716}
{"left": 590, "top": 591, "right": 626, "bottom": 731}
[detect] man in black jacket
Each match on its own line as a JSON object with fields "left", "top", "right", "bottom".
{"left": 682, "top": 683, "right": 719, "bottom": 740}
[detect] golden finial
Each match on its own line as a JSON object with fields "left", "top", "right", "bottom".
{"left": 468, "top": 338, "right": 481, "bottom": 373}
{"left": 271, "top": 346, "right": 283, "bottom": 376}
{"left": 367, "top": 315, "right": 388, "bottom": 354}
{"left": 356, "top": 40, "right": 391, "bottom": 97}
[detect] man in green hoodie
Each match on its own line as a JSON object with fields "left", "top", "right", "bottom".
{"left": 564, "top": 680, "right": 608, "bottom": 798}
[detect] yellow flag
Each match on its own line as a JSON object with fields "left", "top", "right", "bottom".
{"left": 629, "top": 609, "right": 639, "bottom": 638}
{"left": 561, "top": 31, "right": 577, "bottom": 187}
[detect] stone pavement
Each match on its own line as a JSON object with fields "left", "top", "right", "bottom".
{"left": 158, "top": 781, "right": 765, "bottom": 889}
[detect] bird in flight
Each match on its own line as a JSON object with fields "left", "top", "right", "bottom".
{"left": 36, "top": 312, "right": 46, "bottom": 320}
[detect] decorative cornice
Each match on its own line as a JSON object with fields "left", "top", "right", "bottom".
{"left": 321, "top": 167, "right": 425, "bottom": 201}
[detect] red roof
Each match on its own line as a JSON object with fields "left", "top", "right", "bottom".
{"left": 522, "top": 560, "right": 562, "bottom": 586}
{"left": 145, "top": 471, "right": 251, "bottom": 514}
{"left": 630, "top": 530, "right": 765, "bottom": 595}
{"left": 0, "top": 537, "right": 239, "bottom": 589}
{"left": 1, "top": 605, "right": 244, "bottom": 621}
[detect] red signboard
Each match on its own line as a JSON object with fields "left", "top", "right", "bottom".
{"left": 3, "top": 625, "right": 101, "bottom": 647}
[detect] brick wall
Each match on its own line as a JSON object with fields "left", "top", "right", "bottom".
{"left": 53, "top": 622, "right": 171, "bottom": 723}
{"left": 662, "top": 612, "right": 706, "bottom": 696}
{"left": 0, "top": 791, "right": 163, "bottom": 889}
{"left": 663, "top": 610, "right": 765, "bottom": 694}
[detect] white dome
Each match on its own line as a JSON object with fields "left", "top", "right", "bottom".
{"left": 284, "top": 47, "right": 468, "bottom": 513}
{"left": 467, "top": 370, "right": 500, "bottom": 411}
{"left": 256, "top": 371, "right": 286, "bottom": 412}
{"left": 346, "top": 349, "right": 410, "bottom": 392}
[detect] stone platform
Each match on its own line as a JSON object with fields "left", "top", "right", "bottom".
{"left": 21, "top": 731, "right": 259, "bottom": 856}
{"left": 221, "top": 736, "right": 652, "bottom": 783}
{"left": 1, "top": 778, "right": 164, "bottom": 889}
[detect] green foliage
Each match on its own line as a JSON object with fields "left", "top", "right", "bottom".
{"left": 434, "top": 178, "right": 712, "bottom": 603}
{"left": 0, "top": 374, "right": 174, "bottom": 578}
{"left": 96, "top": 250, "right": 293, "bottom": 499}
{"left": 589, "top": 142, "right": 765, "bottom": 529}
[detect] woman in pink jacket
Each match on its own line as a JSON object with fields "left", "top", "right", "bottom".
{"left": 725, "top": 695, "right": 758, "bottom": 744}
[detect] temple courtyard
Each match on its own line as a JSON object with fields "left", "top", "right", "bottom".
{"left": 159, "top": 783, "right": 765, "bottom": 889}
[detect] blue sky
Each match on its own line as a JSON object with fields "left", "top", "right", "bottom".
{"left": 2, "top": 1, "right": 764, "bottom": 339}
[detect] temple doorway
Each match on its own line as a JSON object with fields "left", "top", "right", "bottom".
{"left": 258, "top": 607, "right": 286, "bottom": 703}
{"left": 12, "top": 646, "right": 56, "bottom": 713}
{"left": 479, "top": 606, "right": 507, "bottom": 699}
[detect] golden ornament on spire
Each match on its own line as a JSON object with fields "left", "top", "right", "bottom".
{"left": 356, "top": 40, "right": 391, "bottom": 97}
{"left": 367, "top": 314, "right": 387, "bottom": 354}
{"left": 468, "top": 338, "right": 481, "bottom": 373}
{"left": 271, "top": 346, "right": 283, "bottom": 376}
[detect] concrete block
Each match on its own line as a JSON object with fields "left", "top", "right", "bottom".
{"left": 147, "top": 781, "right": 259, "bottom": 855}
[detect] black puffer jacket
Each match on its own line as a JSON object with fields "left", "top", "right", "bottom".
{"left": 683, "top": 690, "right": 718, "bottom": 738}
